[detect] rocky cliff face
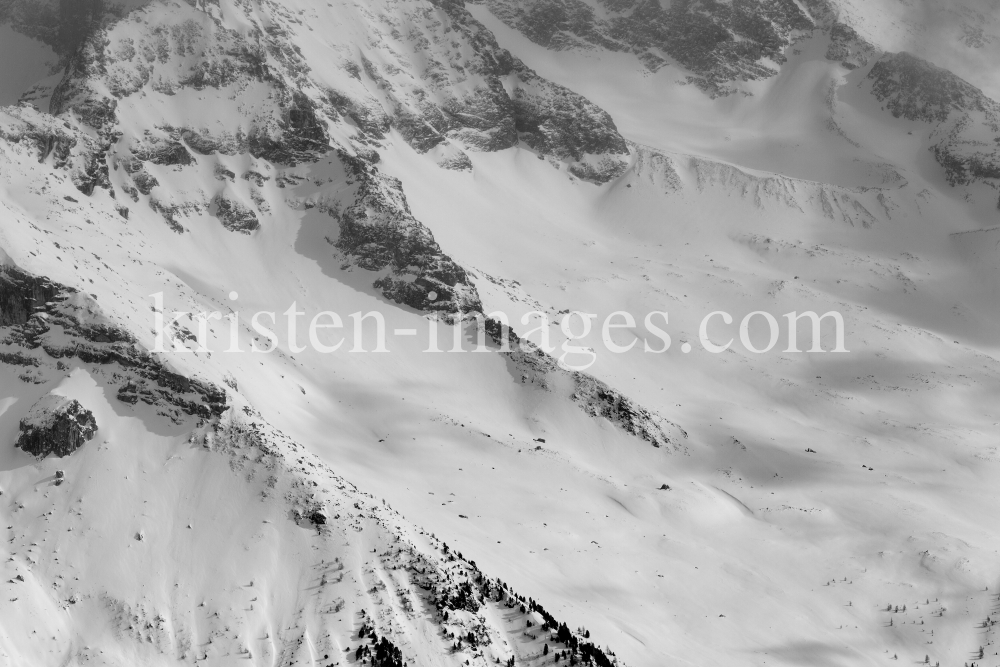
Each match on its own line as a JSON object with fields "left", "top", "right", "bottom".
{"left": 23, "top": 0, "right": 628, "bottom": 318}
{"left": 5, "top": 1, "right": 999, "bottom": 665}
{"left": 864, "top": 52, "right": 1000, "bottom": 193}
{"left": 473, "top": 1, "right": 1000, "bottom": 199}
{"left": 825, "top": 21, "right": 877, "bottom": 70}
{"left": 867, "top": 52, "right": 999, "bottom": 124}
{"left": 476, "top": 0, "right": 822, "bottom": 95}
{"left": 0, "top": 103, "right": 111, "bottom": 196}
{"left": 483, "top": 318, "right": 688, "bottom": 450}
{"left": 0, "top": 263, "right": 226, "bottom": 421}
{"left": 626, "top": 144, "right": 900, "bottom": 227}
{"left": 16, "top": 394, "right": 98, "bottom": 457}
{"left": 331, "top": 150, "right": 484, "bottom": 316}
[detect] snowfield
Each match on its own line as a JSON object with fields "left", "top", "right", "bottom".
{"left": 0, "top": 0, "right": 999, "bottom": 666}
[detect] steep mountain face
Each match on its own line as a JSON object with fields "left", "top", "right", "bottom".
{"left": 1, "top": 377, "right": 618, "bottom": 666}
{"left": 0, "top": 260, "right": 226, "bottom": 419}
{"left": 38, "top": 0, "right": 630, "bottom": 316}
{"left": 0, "top": 1, "right": 661, "bottom": 664}
{"left": 2, "top": 0, "right": 1000, "bottom": 666}
{"left": 824, "top": 20, "right": 877, "bottom": 70}
{"left": 0, "top": 251, "right": 629, "bottom": 665}
{"left": 476, "top": 0, "right": 822, "bottom": 95}
{"left": 824, "top": 0, "right": 1000, "bottom": 102}
{"left": 863, "top": 51, "right": 1000, "bottom": 192}
{"left": 477, "top": 0, "right": 1000, "bottom": 200}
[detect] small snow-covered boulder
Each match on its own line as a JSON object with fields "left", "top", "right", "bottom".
{"left": 16, "top": 395, "right": 98, "bottom": 458}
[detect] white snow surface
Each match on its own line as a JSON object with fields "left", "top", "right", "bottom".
{"left": 0, "top": 1, "right": 998, "bottom": 666}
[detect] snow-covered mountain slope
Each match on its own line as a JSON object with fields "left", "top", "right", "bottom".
{"left": 1, "top": 0, "right": 1000, "bottom": 666}
{"left": 825, "top": 0, "right": 1000, "bottom": 102}
{"left": 0, "top": 365, "right": 616, "bottom": 667}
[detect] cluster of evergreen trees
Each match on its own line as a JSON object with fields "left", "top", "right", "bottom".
{"left": 354, "top": 622, "right": 404, "bottom": 667}
{"left": 442, "top": 580, "right": 480, "bottom": 612}
{"left": 433, "top": 543, "right": 483, "bottom": 613}
{"left": 434, "top": 543, "right": 619, "bottom": 667}
{"left": 522, "top": 598, "right": 614, "bottom": 666}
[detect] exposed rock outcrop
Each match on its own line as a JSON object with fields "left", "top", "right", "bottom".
{"left": 864, "top": 52, "right": 1000, "bottom": 193}
{"left": 571, "top": 373, "right": 686, "bottom": 449}
{"left": 476, "top": 0, "right": 819, "bottom": 96}
{"left": 688, "top": 156, "right": 883, "bottom": 227}
{"left": 322, "top": 151, "right": 483, "bottom": 318}
{"left": 359, "top": 0, "right": 633, "bottom": 181}
{"left": 131, "top": 138, "right": 195, "bottom": 167}
{"left": 483, "top": 318, "right": 686, "bottom": 450}
{"left": 18, "top": 0, "right": 633, "bottom": 325}
{"left": 825, "top": 21, "right": 877, "bottom": 70}
{"left": 16, "top": 394, "right": 98, "bottom": 458}
{"left": 213, "top": 195, "right": 260, "bottom": 234}
{"left": 0, "top": 104, "right": 110, "bottom": 195}
{"left": 866, "top": 52, "right": 998, "bottom": 124}
{"left": 181, "top": 411, "right": 625, "bottom": 667}
{"left": 0, "top": 264, "right": 227, "bottom": 421}
{"left": 0, "top": 259, "right": 61, "bottom": 326}
{"left": 627, "top": 145, "right": 895, "bottom": 228}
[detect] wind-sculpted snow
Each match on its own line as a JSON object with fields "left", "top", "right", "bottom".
{"left": 629, "top": 144, "right": 893, "bottom": 228}
{"left": 689, "top": 156, "right": 884, "bottom": 227}
{"left": 629, "top": 144, "right": 683, "bottom": 194}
